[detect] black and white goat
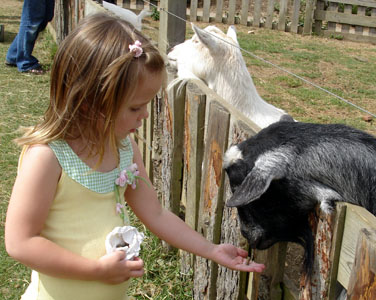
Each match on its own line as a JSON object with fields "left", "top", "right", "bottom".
{"left": 223, "top": 121, "right": 376, "bottom": 275}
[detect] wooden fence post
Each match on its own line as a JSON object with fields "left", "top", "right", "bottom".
{"left": 240, "top": 0, "right": 250, "bottom": 26}
{"left": 217, "top": 119, "right": 257, "bottom": 300}
{"left": 347, "top": 228, "right": 376, "bottom": 299}
{"left": 253, "top": 0, "right": 262, "bottom": 27}
{"left": 278, "top": 0, "right": 289, "bottom": 31}
{"left": 194, "top": 100, "right": 230, "bottom": 300}
{"left": 0, "top": 24, "right": 4, "bottom": 42}
{"left": 290, "top": 0, "right": 301, "bottom": 33}
{"left": 299, "top": 204, "right": 346, "bottom": 300}
{"left": 159, "top": 67, "right": 186, "bottom": 251}
{"left": 158, "top": 0, "right": 187, "bottom": 55}
{"left": 55, "top": 0, "right": 70, "bottom": 44}
{"left": 265, "top": 0, "right": 275, "bottom": 29}
{"left": 303, "top": 0, "right": 316, "bottom": 35}
{"left": 215, "top": 0, "right": 224, "bottom": 23}
{"left": 180, "top": 82, "right": 207, "bottom": 274}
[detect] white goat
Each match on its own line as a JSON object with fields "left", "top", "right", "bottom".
{"left": 168, "top": 24, "right": 291, "bottom": 128}
{"left": 102, "top": 1, "right": 151, "bottom": 31}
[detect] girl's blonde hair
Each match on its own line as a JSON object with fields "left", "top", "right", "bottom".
{"left": 16, "top": 13, "right": 165, "bottom": 162}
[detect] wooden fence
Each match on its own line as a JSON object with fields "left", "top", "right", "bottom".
{"left": 122, "top": 0, "right": 376, "bottom": 44}
{"left": 51, "top": 0, "right": 376, "bottom": 46}
{"left": 53, "top": 1, "right": 376, "bottom": 299}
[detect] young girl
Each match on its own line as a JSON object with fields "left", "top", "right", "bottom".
{"left": 5, "top": 13, "right": 264, "bottom": 300}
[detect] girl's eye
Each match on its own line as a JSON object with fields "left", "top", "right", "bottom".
{"left": 130, "top": 107, "right": 141, "bottom": 112}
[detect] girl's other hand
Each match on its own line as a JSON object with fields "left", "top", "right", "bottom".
{"left": 211, "top": 244, "right": 265, "bottom": 273}
{"left": 97, "top": 251, "right": 144, "bottom": 284}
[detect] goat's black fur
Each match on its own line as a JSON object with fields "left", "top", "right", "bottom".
{"left": 224, "top": 121, "right": 376, "bottom": 276}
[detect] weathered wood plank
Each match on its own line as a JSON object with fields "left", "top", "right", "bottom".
{"left": 160, "top": 68, "right": 186, "bottom": 223}
{"left": 190, "top": 0, "right": 198, "bottom": 22}
{"left": 303, "top": 0, "right": 316, "bottom": 35}
{"left": 340, "top": 4, "right": 353, "bottom": 33}
{"left": 327, "top": 204, "right": 347, "bottom": 300}
{"left": 337, "top": 204, "right": 376, "bottom": 289}
{"left": 121, "top": 0, "right": 130, "bottom": 9}
{"left": 322, "top": 29, "right": 376, "bottom": 43}
{"left": 356, "top": 6, "right": 367, "bottom": 34}
{"left": 278, "top": 0, "right": 289, "bottom": 31}
{"left": 216, "top": 0, "right": 224, "bottom": 23}
{"left": 194, "top": 100, "right": 230, "bottom": 300}
{"left": 347, "top": 228, "right": 376, "bottom": 299}
{"left": 180, "top": 82, "right": 206, "bottom": 274}
{"left": 327, "top": 0, "right": 376, "bottom": 8}
{"left": 371, "top": 8, "right": 376, "bottom": 36}
{"left": 0, "top": 24, "right": 4, "bottom": 43}
{"left": 158, "top": 0, "right": 187, "bottom": 54}
{"left": 145, "top": 101, "right": 154, "bottom": 179}
{"left": 248, "top": 244, "right": 287, "bottom": 300}
{"left": 184, "top": 82, "right": 206, "bottom": 232}
{"left": 298, "top": 204, "right": 346, "bottom": 300}
{"left": 266, "top": 0, "right": 276, "bottom": 29}
{"left": 283, "top": 273, "right": 299, "bottom": 300}
{"left": 217, "top": 119, "right": 258, "bottom": 300}
{"left": 315, "top": 10, "right": 376, "bottom": 28}
{"left": 313, "top": 0, "right": 324, "bottom": 34}
{"left": 241, "top": 0, "right": 250, "bottom": 26}
{"left": 228, "top": 0, "right": 237, "bottom": 25}
{"left": 253, "top": 0, "right": 262, "bottom": 27}
{"left": 291, "top": 0, "right": 301, "bottom": 33}
{"left": 203, "top": 0, "right": 211, "bottom": 23}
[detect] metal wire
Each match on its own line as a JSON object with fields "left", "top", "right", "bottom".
{"left": 142, "top": 0, "right": 376, "bottom": 119}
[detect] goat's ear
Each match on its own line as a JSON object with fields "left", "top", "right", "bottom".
{"left": 226, "top": 169, "right": 276, "bottom": 207}
{"left": 226, "top": 147, "right": 291, "bottom": 207}
{"left": 191, "top": 23, "right": 217, "bottom": 50}
{"left": 227, "top": 25, "right": 239, "bottom": 45}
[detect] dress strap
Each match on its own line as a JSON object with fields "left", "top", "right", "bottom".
{"left": 48, "top": 137, "right": 134, "bottom": 194}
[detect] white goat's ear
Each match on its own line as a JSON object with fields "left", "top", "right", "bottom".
{"left": 227, "top": 25, "right": 239, "bottom": 45}
{"left": 226, "top": 147, "right": 291, "bottom": 207}
{"left": 191, "top": 24, "right": 218, "bottom": 50}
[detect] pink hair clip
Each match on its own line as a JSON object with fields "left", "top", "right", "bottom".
{"left": 129, "top": 40, "right": 143, "bottom": 58}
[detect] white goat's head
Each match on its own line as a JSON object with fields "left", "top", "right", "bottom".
{"left": 168, "top": 24, "right": 292, "bottom": 128}
{"left": 168, "top": 24, "right": 242, "bottom": 87}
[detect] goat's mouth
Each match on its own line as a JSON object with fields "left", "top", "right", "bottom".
{"left": 250, "top": 238, "right": 278, "bottom": 250}
{"left": 166, "top": 57, "right": 177, "bottom": 70}
{"left": 245, "top": 234, "right": 278, "bottom": 250}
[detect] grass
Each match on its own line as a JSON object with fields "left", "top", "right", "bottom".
{"left": 1, "top": 1, "right": 376, "bottom": 299}
{"left": 233, "top": 28, "right": 376, "bottom": 133}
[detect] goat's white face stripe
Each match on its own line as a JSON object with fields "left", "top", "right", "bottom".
{"left": 223, "top": 145, "right": 243, "bottom": 168}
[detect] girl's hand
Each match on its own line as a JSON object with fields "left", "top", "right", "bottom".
{"left": 211, "top": 244, "right": 265, "bottom": 273}
{"left": 97, "top": 251, "right": 144, "bottom": 284}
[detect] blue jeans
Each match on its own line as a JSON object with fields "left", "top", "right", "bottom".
{"left": 6, "top": 0, "right": 55, "bottom": 72}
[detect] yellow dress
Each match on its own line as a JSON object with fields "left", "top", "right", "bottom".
{"left": 20, "top": 138, "right": 134, "bottom": 300}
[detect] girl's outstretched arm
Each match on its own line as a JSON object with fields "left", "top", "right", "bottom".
{"left": 126, "top": 139, "right": 265, "bottom": 273}
{"left": 5, "top": 144, "right": 144, "bottom": 283}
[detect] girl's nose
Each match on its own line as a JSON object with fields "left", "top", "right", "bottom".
{"left": 139, "top": 106, "right": 149, "bottom": 121}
